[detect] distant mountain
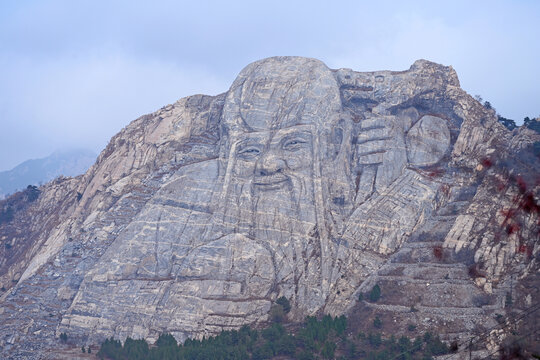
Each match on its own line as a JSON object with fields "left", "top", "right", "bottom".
{"left": 0, "top": 149, "right": 96, "bottom": 198}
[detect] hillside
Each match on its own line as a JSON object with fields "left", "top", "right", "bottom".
{"left": 0, "top": 57, "right": 538, "bottom": 359}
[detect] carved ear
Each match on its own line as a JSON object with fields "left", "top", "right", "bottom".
{"left": 406, "top": 115, "right": 451, "bottom": 167}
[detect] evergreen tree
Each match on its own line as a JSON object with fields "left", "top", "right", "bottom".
{"left": 156, "top": 333, "right": 177, "bottom": 348}
{"left": 369, "top": 284, "right": 381, "bottom": 302}
{"left": 59, "top": 332, "right": 68, "bottom": 342}
{"left": 373, "top": 316, "right": 382, "bottom": 329}
{"left": 525, "top": 117, "right": 540, "bottom": 133}
{"left": 321, "top": 341, "right": 337, "bottom": 359}
{"left": 498, "top": 115, "right": 517, "bottom": 130}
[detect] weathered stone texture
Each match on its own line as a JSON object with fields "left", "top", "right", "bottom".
{"left": 0, "top": 56, "right": 538, "bottom": 358}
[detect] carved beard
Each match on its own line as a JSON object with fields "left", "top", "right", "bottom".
{"left": 214, "top": 168, "right": 325, "bottom": 314}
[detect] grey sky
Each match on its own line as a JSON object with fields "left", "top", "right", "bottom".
{"left": 1, "top": 0, "right": 539, "bottom": 171}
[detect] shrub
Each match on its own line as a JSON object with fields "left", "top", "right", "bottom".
{"left": 424, "top": 332, "right": 449, "bottom": 356}
{"left": 505, "top": 292, "right": 513, "bottom": 308}
{"left": 276, "top": 296, "right": 291, "bottom": 314}
{"left": 368, "top": 332, "right": 382, "bottom": 348}
{"left": 269, "top": 304, "right": 286, "bottom": 323}
{"left": 25, "top": 185, "right": 40, "bottom": 202}
{"left": 468, "top": 263, "right": 485, "bottom": 278}
{"left": 433, "top": 245, "right": 444, "bottom": 260}
{"left": 369, "top": 284, "right": 381, "bottom": 302}
{"left": 398, "top": 335, "right": 411, "bottom": 351}
{"left": 373, "top": 316, "right": 382, "bottom": 329}
{"left": 321, "top": 341, "right": 337, "bottom": 359}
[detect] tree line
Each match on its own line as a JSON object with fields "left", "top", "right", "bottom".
{"left": 95, "top": 297, "right": 450, "bottom": 360}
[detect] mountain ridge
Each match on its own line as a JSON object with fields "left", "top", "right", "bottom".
{"left": 0, "top": 149, "right": 96, "bottom": 199}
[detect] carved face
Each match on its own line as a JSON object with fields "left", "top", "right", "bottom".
{"left": 207, "top": 58, "right": 345, "bottom": 313}
{"left": 232, "top": 124, "right": 314, "bottom": 191}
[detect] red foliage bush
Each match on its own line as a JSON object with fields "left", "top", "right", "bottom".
{"left": 433, "top": 245, "right": 444, "bottom": 260}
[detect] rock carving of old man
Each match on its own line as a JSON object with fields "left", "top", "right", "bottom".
{"left": 61, "top": 56, "right": 452, "bottom": 342}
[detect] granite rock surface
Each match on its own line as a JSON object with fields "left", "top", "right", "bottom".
{"left": 0, "top": 57, "right": 538, "bottom": 358}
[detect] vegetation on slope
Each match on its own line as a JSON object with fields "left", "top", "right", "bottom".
{"left": 96, "top": 313, "right": 449, "bottom": 360}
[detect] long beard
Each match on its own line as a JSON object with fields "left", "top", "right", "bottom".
{"left": 214, "top": 174, "right": 324, "bottom": 312}
{"left": 251, "top": 175, "right": 314, "bottom": 238}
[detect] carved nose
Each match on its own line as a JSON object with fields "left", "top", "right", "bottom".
{"left": 257, "top": 154, "right": 285, "bottom": 176}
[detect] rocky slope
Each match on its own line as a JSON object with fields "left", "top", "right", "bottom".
{"left": 0, "top": 56, "right": 538, "bottom": 359}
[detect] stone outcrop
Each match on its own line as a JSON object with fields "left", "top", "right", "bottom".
{"left": 0, "top": 56, "right": 538, "bottom": 358}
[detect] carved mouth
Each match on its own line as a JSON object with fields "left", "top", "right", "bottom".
{"left": 253, "top": 175, "right": 288, "bottom": 190}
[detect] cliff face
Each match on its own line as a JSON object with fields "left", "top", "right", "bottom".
{"left": 0, "top": 57, "right": 538, "bottom": 358}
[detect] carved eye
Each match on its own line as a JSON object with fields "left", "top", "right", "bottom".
{"left": 283, "top": 138, "right": 307, "bottom": 151}
{"left": 238, "top": 146, "right": 261, "bottom": 158}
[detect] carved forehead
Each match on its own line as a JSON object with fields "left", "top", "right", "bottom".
{"left": 223, "top": 57, "right": 341, "bottom": 132}
{"left": 234, "top": 124, "right": 314, "bottom": 144}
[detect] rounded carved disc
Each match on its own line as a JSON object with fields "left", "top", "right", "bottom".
{"left": 406, "top": 115, "right": 450, "bottom": 167}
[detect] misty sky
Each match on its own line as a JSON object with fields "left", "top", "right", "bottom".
{"left": 1, "top": 0, "right": 539, "bottom": 171}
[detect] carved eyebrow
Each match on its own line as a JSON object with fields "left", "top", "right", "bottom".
{"left": 278, "top": 131, "right": 312, "bottom": 144}
{"left": 235, "top": 137, "right": 264, "bottom": 148}
{"left": 272, "top": 123, "right": 313, "bottom": 131}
